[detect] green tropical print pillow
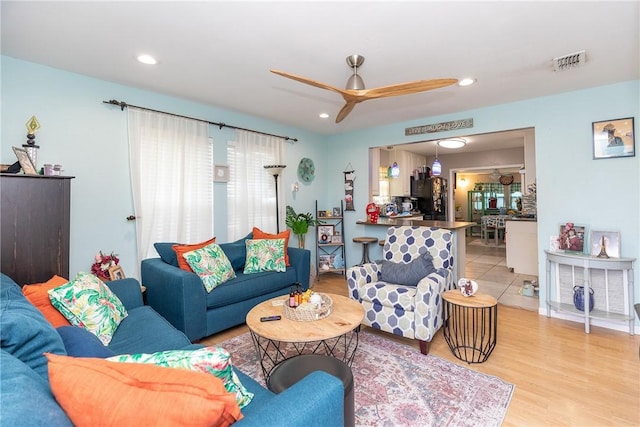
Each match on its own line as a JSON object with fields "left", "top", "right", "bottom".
{"left": 243, "top": 238, "right": 286, "bottom": 274}
{"left": 48, "top": 271, "right": 128, "bottom": 345}
{"left": 184, "top": 243, "right": 236, "bottom": 292}
{"left": 107, "top": 345, "right": 253, "bottom": 408}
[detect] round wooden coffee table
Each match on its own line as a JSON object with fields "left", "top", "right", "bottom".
{"left": 246, "top": 293, "right": 364, "bottom": 380}
{"left": 442, "top": 290, "right": 498, "bottom": 364}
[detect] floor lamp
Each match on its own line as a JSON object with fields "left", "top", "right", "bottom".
{"left": 264, "top": 164, "right": 286, "bottom": 232}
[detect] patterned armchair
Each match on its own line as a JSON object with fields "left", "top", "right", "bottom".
{"left": 346, "top": 226, "right": 454, "bottom": 355}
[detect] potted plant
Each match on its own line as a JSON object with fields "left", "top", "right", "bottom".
{"left": 285, "top": 205, "right": 323, "bottom": 249}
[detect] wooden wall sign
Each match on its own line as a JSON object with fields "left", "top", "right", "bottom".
{"left": 405, "top": 118, "right": 474, "bottom": 136}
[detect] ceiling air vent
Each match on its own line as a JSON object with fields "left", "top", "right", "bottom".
{"left": 553, "top": 50, "right": 586, "bottom": 71}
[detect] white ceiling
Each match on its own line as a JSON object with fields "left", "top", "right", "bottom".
{"left": 2, "top": 1, "right": 638, "bottom": 144}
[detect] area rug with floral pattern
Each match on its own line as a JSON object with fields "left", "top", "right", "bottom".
{"left": 219, "top": 330, "right": 514, "bottom": 426}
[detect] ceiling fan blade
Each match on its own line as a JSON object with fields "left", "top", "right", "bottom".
{"left": 270, "top": 69, "right": 347, "bottom": 96}
{"left": 335, "top": 101, "right": 358, "bottom": 123}
{"left": 362, "top": 78, "right": 458, "bottom": 100}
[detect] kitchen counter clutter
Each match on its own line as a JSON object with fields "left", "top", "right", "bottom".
{"left": 356, "top": 218, "right": 475, "bottom": 230}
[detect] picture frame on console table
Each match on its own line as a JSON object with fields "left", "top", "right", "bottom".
{"left": 592, "top": 117, "right": 635, "bottom": 159}
{"left": 589, "top": 230, "right": 620, "bottom": 258}
{"left": 557, "top": 223, "right": 587, "bottom": 254}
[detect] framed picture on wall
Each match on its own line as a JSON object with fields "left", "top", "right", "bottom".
{"left": 592, "top": 117, "right": 635, "bottom": 159}
{"left": 589, "top": 230, "right": 620, "bottom": 258}
{"left": 213, "top": 165, "right": 229, "bottom": 182}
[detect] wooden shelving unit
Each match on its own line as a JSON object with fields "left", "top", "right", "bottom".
{"left": 315, "top": 200, "right": 346, "bottom": 278}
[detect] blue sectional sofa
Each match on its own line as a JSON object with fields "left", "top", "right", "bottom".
{"left": 141, "top": 234, "right": 311, "bottom": 341}
{"left": 0, "top": 273, "right": 343, "bottom": 426}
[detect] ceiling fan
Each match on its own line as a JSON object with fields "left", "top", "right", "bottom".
{"left": 270, "top": 55, "right": 458, "bottom": 123}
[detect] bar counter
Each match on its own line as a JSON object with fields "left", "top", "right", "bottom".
{"left": 355, "top": 218, "right": 476, "bottom": 282}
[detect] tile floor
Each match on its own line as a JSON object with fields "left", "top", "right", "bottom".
{"left": 465, "top": 237, "right": 540, "bottom": 311}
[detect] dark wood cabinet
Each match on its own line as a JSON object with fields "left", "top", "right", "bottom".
{"left": 1, "top": 174, "right": 74, "bottom": 285}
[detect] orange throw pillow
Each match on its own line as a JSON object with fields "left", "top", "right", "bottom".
{"left": 22, "top": 276, "right": 72, "bottom": 327}
{"left": 46, "top": 353, "right": 242, "bottom": 427}
{"left": 252, "top": 227, "right": 291, "bottom": 266}
{"left": 172, "top": 237, "right": 216, "bottom": 272}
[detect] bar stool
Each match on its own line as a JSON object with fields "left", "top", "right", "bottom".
{"left": 352, "top": 236, "right": 378, "bottom": 265}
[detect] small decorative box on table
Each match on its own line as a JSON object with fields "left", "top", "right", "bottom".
{"left": 282, "top": 293, "right": 333, "bottom": 322}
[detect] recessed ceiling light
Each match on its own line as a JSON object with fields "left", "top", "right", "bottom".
{"left": 437, "top": 138, "right": 467, "bottom": 149}
{"left": 458, "top": 78, "right": 476, "bottom": 87}
{"left": 319, "top": 113, "right": 330, "bottom": 119}
{"left": 137, "top": 54, "right": 157, "bottom": 65}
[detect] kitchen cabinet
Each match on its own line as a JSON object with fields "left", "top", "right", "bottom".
{"left": 369, "top": 147, "right": 380, "bottom": 197}
{"left": 544, "top": 250, "right": 635, "bottom": 334}
{"left": 506, "top": 220, "right": 538, "bottom": 275}
{"left": 1, "top": 174, "right": 74, "bottom": 285}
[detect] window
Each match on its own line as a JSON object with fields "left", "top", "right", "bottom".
{"left": 128, "top": 108, "right": 213, "bottom": 266}
{"left": 226, "top": 130, "right": 284, "bottom": 241}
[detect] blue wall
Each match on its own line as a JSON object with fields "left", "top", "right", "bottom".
{"left": 2, "top": 56, "right": 639, "bottom": 328}
{"left": 1, "top": 56, "right": 329, "bottom": 278}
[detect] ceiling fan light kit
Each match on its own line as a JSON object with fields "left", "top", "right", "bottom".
{"left": 271, "top": 54, "right": 458, "bottom": 123}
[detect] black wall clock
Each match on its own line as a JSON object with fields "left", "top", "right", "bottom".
{"left": 297, "top": 157, "right": 316, "bottom": 183}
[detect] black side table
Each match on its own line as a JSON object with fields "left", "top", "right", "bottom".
{"left": 267, "top": 354, "right": 355, "bottom": 427}
{"left": 442, "top": 290, "right": 498, "bottom": 363}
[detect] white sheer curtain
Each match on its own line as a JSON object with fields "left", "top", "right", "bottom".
{"left": 128, "top": 107, "right": 213, "bottom": 267}
{"left": 227, "top": 130, "right": 285, "bottom": 240}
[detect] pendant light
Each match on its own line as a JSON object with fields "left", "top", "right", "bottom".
{"left": 432, "top": 142, "right": 441, "bottom": 176}
{"left": 390, "top": 162, "right": 400, "bottom": 178}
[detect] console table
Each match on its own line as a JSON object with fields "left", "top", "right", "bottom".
{"left": 544, "top": 250, "right": 635, "bottom": 334}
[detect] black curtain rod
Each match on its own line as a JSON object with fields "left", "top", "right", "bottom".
{"left": 102, "top": 99, "right": 298, "bottom": 142}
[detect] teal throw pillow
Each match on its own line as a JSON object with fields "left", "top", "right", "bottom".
{"left": 243, "top": 238, "right": 286, "bottom": 274}
{"left": 56, "top": 326, "right": 116, "bottom": 358}
{"left": 380, "top": 252, "right": 437, "bottom": 286}
{"left": 184, "top": 243, "right": 236, "bottom": 292}
{"left": 153, "top": 242, "right": 179, "bottom": 266}
{"left": 48, "top": 272, "right": 128, "bottom": 346}
{"left": 0, "top": 274, "right": 67, "bottom": 380}
{"left": 106, "top": 345, "right": 253, "bottom": 408}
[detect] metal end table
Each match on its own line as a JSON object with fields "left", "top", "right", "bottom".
{"left": 442, "top": 290, "right": 498, "bottom": 363}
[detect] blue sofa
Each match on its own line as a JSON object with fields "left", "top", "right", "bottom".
{"left": 0, "top": 273, "right": 343, "bottom": 426}
{"left": 141, "top": 234, "right": 311, "bottom": 342}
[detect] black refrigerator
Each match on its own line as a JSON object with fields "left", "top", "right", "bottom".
{"left": 410, "top": 175, "right": 447, "bottom": 220}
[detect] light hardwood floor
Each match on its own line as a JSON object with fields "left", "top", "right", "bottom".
{"left": 202, "top": 273, "right": 640, "bottom": 426}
